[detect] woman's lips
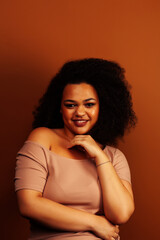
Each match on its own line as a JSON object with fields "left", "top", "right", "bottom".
{"left": 72, "top": 120, "right": 88, "bottom": 127}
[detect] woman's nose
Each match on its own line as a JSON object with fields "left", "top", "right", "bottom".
{"left": 75, "top": 105, "right": 85, "bottom": 116}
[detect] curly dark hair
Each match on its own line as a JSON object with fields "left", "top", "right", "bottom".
{"left": 32, "top": 58, "right": 137, "bottom": 146}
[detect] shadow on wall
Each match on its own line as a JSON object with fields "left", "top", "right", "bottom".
{"left": 1, "top": 56, "right": 58, "bottom": 239}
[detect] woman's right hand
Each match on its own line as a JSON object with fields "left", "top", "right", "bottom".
{"left": 91, "top": 215, "right": 119, "bottom": 240}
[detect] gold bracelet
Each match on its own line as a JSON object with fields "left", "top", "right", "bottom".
{"left": 96, "top": 160, "right": 111, "bottom": 167}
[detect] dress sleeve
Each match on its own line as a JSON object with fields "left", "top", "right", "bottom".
{"left": 14, "top": 141, "right": 48, "bottom": 192}
{"left": 105, "top": 146, "right": 131, "bottom": 184}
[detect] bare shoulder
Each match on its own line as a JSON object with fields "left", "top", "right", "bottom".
{"left": 27, "top": 127, "right": 57, "bottom": 149}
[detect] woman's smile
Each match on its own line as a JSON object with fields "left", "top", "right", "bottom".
{"left": 72, "top": 119, "right": 89, "bottom": 127}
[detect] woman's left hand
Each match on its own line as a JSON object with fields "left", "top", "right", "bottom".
{"left": 67, "top": 135, "right": 104, "bottom": 159}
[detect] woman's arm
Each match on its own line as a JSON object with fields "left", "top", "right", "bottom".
{"left": 69, "top": 135, "right": 135, "bottom": 225}
{"left": 16, "top": 189, "right": 119, "bottom": 240}
{"left": 95, "top": 150, "right": 135, "bottom": 224}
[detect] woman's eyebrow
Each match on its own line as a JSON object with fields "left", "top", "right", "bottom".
{"left": 64, "top": 99, "right": 76, "bottom": 102}
{"left": 64, "top": 98, "right": 96, "bottom": 103}
{"left": 83, "top": 98, "right": 96, "bottom": 102}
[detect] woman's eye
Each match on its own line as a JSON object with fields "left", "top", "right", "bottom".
{"left": 64, "top": 104, "right": 76, "bottom": 108}
{"left": 85, "top": 103, "right": 95, "bottom": 107}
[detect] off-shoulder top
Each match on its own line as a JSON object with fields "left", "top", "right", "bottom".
{"left": 15, "top": 140, "right": 131, "bottom": 240}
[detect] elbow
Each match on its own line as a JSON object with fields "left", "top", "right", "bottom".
{"left": 115, "top": 207, "right": 135, "bottom": 225}
{"left": 17, "top": 197, "right": 37, "bottom": 219}
{"left": 105, "top": 202, "right": 135, "bottom": 225}
{"left": 18, "top": 202, "right": 32, "bottom": 218}
{"left": 16, "top": 190, "right": 42, "bottom": 218}
{"left": 114, "top": 203, "right": 135, "bottom": 225}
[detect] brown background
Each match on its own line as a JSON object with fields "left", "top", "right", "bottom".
{"left": 0, "top": 0, "right": 160, "bottom": 239}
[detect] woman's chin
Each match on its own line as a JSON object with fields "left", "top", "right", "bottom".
{"left": 72, "top": 127, "right": 89, "bottom": 135}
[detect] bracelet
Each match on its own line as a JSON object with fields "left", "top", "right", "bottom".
{"left": 96, "top": 160, "right": 111, "bottom": 167}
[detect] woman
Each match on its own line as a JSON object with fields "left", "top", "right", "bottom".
{"left": 15, "top": 58, "right": 137, "bottom": 240}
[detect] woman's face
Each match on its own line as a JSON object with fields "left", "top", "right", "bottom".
{"left": 61, "top": 83, "right": 99, "bottom": 138}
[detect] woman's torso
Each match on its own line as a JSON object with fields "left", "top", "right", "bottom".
{"left": 27, "top": 128, "right": 104, "bottom": 239}
{"left": 16, "top": 128, "right": 130, "bottom": 239}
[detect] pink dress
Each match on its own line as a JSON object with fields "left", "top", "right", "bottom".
{"left": 15, "top": 140, "right": 131, "bottom": 240}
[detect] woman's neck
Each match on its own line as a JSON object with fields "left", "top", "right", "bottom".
{"left": 53, "top": 128, "right": 75, "bottom": 142}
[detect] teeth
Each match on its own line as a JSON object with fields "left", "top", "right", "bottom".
{"left": 75, "top": 120, "right": 86, "bottom": 122}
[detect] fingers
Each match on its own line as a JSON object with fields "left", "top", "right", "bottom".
{"left": 71, "top": 135, "right": 92, "bottom": 141}
{"left": 111, "top": 235, "right": 119, "bottom": 240}
{"left": 68, "top": 135, "right": 91, "bottom": 148}
{"left": 68, "top": 135, "right": 86, "bottom": 143}
{"left": 67, "top": 138, "right": 85, "bottom": 149}
{"left": 67, "top": 135, "right": 100, "bottom": 158}
{"left": 115, "top": 225, "right": 119, "bottom": 234}
{"left": 111, "top": 225, "right": 119, "bottom": 240}
{"left": 112, "top": 232, "right": 120, "bottom": 239}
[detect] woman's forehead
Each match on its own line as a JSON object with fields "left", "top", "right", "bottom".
{"left": 62, "top": 83, "right": 98, "bottom": 100}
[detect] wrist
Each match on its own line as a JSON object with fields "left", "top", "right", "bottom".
{"left": 94, "top": 151, "right": 110, "bottom": 165}
{"left": 96, "top": 160, "right": 111, "bottom": 167}
{"left": 88, "top": 214, "right": 99, "bottom": 232}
